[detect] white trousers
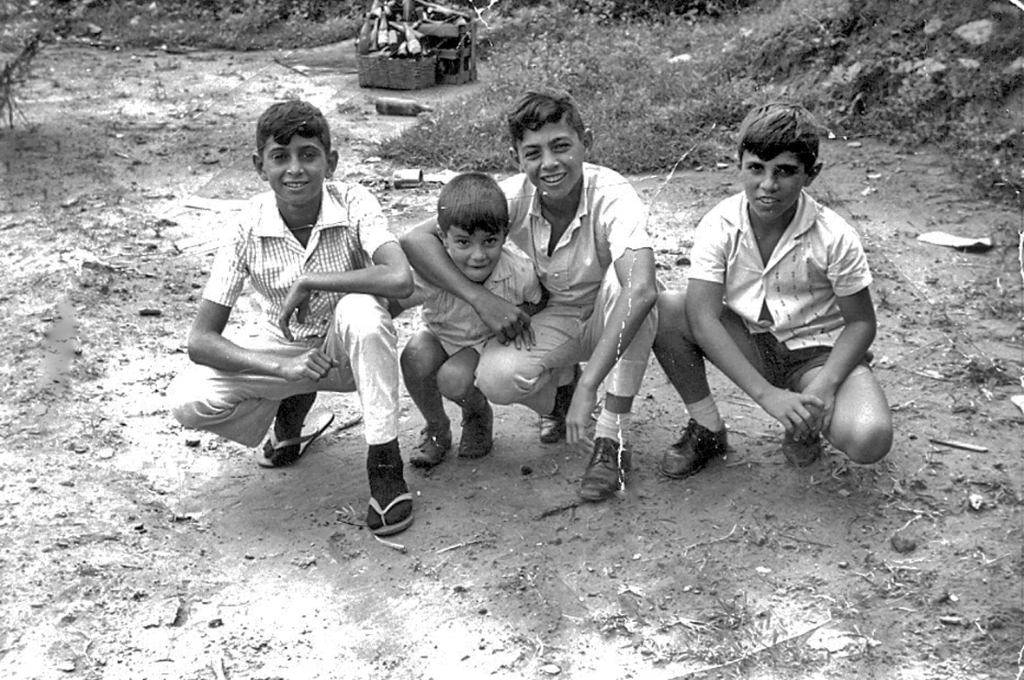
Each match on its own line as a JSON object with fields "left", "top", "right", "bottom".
{"left": 168, "top": 294, "right": 399, "bottom": 447}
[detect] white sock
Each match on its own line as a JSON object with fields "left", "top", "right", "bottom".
{"left": 686, "top": 396, "right": 723, "bottom": 432}
{"left": 595, "top": 409, "right": 630, "bottom": 442}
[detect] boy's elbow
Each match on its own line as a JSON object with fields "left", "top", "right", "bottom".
{"left": 626, "top": 282, "right": 658, "bottom": 321}
{"left": 399, "top": 223, "right": 435, "bottom": 255}
{"left": 398, "top": 231, "right": 414, "bottom": 253}
{"left": 185, "top": 330, "right": 215, "bottom": 365}
{"left": 393, "top": 268, "right": 414, "bottom": 299}
{"left": 185, "top": 337, "right": 203, "bottom": 364}
{"left": 637, "top": 284, "right": 659, "bottom": 313}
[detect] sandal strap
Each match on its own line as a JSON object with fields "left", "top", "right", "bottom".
{"left": 367, "top": 492, "right": 413, "bottom": 517}
{"left": 269, "top": 413, "right": 334, "bottom": 450}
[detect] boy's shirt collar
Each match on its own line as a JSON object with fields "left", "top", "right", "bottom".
{"left": 733, "top": 189, "right": 819, "bottom": 238}
{"left": 483, "top": 247, "right": 519, "bottom": 285}
{"left": 252, "top": 182, "right": 349, "bottom": 238}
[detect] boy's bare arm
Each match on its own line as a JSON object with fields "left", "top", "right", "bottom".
{"left": 278, "top": 242, "right": 413, "bottom": 339}
{"left": 686, "top": 279, "right": 822, "bottom": 440}
{"left": 401, "top": 219, "right": 533, "bottom": 345}
{"left": 800, "top": 287, "right": 877, "bottom": 430}
{"left": 564, "top": 248, "right": 658, "bottom": 442}
{"left": 188, "top": 300, "right": 333, "bottom": 381}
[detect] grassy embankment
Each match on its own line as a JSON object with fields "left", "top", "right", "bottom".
{"left": 381, "top": 0, "right": 1023, "bottom": 205}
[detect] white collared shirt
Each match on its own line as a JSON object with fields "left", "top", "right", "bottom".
{"left": 500, "top": 163, "right": 652, "bottom": 315}
{"left": 688, "top": 191, "right": 873, "bottom": 350}
{"left": 203, "top": 181, "right": 395, "bottom": 340}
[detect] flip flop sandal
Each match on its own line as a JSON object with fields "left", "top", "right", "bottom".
{"left": 366, "top": 492, "right": 414, "bottom": 537}
{"left": 254, "top": 412, "right": 335, "bottom": 468}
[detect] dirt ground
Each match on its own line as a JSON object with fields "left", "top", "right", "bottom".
{"left": 0, "top": 38, "right": 1022, "bottom": 680}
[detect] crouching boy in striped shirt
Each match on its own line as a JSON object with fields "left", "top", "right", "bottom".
{"left": 168, "top": 100, "right": 416, "bottom": 537}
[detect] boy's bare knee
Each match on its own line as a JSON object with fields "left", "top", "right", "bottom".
{"left": 335, "top": 295, "right": 390, "bottom": 336}
{"left": 844, "top": 424, "right": 893, "bottom": 464}
{"left": 477, "top": 370, "right": 530, "bottom": 405}
{"left": 170, "top": 401, "right": 203, "bottom": 430}
{"left": 437, "top": 375, "right": 472, "bottom": 402}
{"left": 655, "top": 290, "right": 690, "bottom": 338}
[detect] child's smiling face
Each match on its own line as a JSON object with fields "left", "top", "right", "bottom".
{"left": 739, "top": 150, "right": 820, "bottom": 231}
{"left": 511, "top": 115, "right": 591, "bottom": 208}
{"left": 442, "top": 225, "right": 505, "bottom": 283}
{"left": 254, "top": 135, "right": 338, "bottom": 212}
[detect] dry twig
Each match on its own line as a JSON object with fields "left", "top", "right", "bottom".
{"left": 436, "top": 537, "right": 491, "bottom": 554}
{"left": 0, "top": 32, "right": 43, "bottom": 128}
{"left": 669, "top": 615, "right": 834, "bottom": 679}
{"left": 534, "top": 499, "right": 586, "bottom": 520}
{"left": 682, "top": 524, "right": 738, "bottom": 553}
{"left": 374, "top": 535, "right": 408, "bottom": 553}
{"left": 776, "top": 531, "right": 834, "bottom": 549}
{"left": 210, "top": 655, "right": 227, "bottom": 680}
{"left": 335, "top": 505, "right": 366, "bottom": 527}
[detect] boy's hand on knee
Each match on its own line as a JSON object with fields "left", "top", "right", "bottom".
{"left": 762, "top": 387, "right": 824, "bottom": 441}
{"left": 478, "top": 296, "right": 533, "bottom": 348}
{"left": 801, "top": 383, "right": 836, "bottom": 435}
{"left": 279, "top": 348, "right": 335, "bottom": 382}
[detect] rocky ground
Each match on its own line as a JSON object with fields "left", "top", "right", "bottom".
{"left": 0, "top": 38, "right": 1021, "bottom": 680}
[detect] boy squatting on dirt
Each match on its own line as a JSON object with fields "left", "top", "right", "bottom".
{"left": 390, "top": 172, "right": 545, "bottom": 466}
{"left": 653, "top": 102, "right": 894, "bottom": 476}
{"left": 402, "top": 89, "right": 660, "bottom": 503}
{"left": 167, "top": 100, "right": 417, "bottom": 537}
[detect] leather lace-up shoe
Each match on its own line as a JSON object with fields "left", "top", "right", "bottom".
{"left": 458, "top": 402, "right": 493, "bottom": 459}
{"left": 578, "top": 437, "right": 632, "bottom": 502}
{"left": 540, "top": 365, "right": 580, "bottom": 444}
{"left": 781, "top": 434, "right": 822, "bottom": 467}
{"left": 660, "top": 419, "right": 727, "bottom": 479}
{"left": 409, "top": 419, "right": 452, "bottom": 468}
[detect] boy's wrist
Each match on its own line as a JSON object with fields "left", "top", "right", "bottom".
{"left": 465, "top": 284, "right": 490, "bottom": 309}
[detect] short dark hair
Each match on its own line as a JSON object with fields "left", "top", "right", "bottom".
{"left": 437, "top": 172, "right": 509, "bottom": 237}
{"left": 255, "top": 100, "right": 331, "bottom": 157}
{"left": 737, "top": 102, "right": 821, "bottom": 172}
{"left": 506, "top": 88, "right": 586, "bottom": 150}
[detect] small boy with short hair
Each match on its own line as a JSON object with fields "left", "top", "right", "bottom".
{"left": 654, "top": 102, "right": 893, "bottom": 477}
{"left": 392, "top": 171, "right": 543, "bottom": 467}
{"left": 401, "top": 89, "right": 660, "bottom": 502}
{"left": 168, "top": 99, "right": 417, "bottom": 536}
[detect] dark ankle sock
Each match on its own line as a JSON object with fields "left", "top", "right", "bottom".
{"left": 367, "top": 438, "right": 402, "bottom": 472}
{"left": 551, "top": 383, "right": 574, "bottom": 418}
{"left": 366, "top": 438, "right": 407, "bottom": 503}
{"left": 548, "top": 364, "right": 581, "bottom": 417}
{"left": 275, "top": 392, "right": 317, "bottom": 439}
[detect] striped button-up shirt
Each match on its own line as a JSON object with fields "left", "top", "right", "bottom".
{"left": 203, "top": 181, "right": 396, "bottom": 340}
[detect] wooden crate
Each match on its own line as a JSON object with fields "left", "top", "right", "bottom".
{"left": 419, "top": 20, "right": 477, "bottom": 86}
{"left": 357, "top": 52, "right": 438, "bottom": 90}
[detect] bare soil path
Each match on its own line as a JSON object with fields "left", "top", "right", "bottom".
{"left": 0, "top": 39, "right": 1021, "bottom": 680}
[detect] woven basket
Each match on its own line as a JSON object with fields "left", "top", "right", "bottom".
{"left": 357, "top": 52, "right": 437, "bottom": 90}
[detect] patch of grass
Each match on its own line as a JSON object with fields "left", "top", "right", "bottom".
{"left": 381, "top": 4, "right": 772, "bottom": 172}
